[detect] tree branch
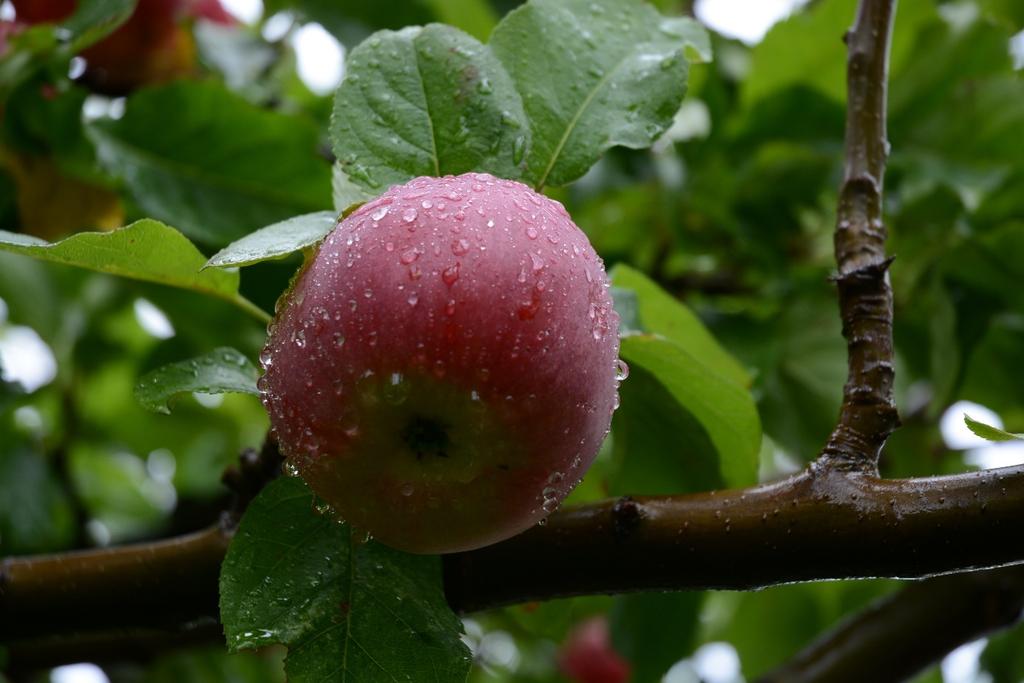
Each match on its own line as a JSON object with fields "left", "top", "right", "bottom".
{"left": 0, "top": 526, "right": 228, "bottom": 641}
{"left": 821, "top": 0, "right": 900, "bottom": 474}
{"left": 3, "top": 464, "right": 1022, "bottom": 654}
{"left": 442, "top": 465, "right": 1024, "bottom": 612}
{"left": 757, "top": 565, "right": 1024, "bottom": 683}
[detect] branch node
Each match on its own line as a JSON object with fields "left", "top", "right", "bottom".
{"left": 612, "top": 496, "right": 644, "bottom": 539}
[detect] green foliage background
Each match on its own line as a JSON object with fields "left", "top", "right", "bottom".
{"left": 0, "top": 0, "right": 1022, "bottom": 681}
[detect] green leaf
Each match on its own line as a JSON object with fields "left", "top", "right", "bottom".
{"left": 220, "top": 477, "right": 471, "bottom": 683}
{"left": 88, "top": 81, "right": 332, "bottom": 247}
{"left": 610, "top": 362, "right": 726, "bottom": 495}
{"left": 611, "top": 592, "right": 702, "bottom": 683}
{"left": 0, "top": 220, "right": 269, "bottom": 322}
{"left": 611, "top": 264, "right": 749, "bottom": 387}
{"left": 330, "top": 23, "right": 529, "bottom": 191}
{"left": 134, "top": 348, "right": 259, "bottom": 415}
{"left": 619, "top": 335, "right": 761, "bottom": 488}
{"left": 964, "top": 415, "right": 1024, "bottom": 443}
{"left": 489, "top": 0, "right": 701, "bottom": 188}
{"left": 206, "top": 212, "right": 338, "bottom": 269}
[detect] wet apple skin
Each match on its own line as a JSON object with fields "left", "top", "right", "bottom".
{"left": 260, "top": 173, "right": 621, "bottom": 554}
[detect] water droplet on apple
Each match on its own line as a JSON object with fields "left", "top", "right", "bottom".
{"left": 400, "top": 248, "right": 419, "bottom": 264}
{"left": 402, "top": 207, "right": 417, "bottom": 223}
{"left": 614, "top": 359, "right": 629, "bottom": 382}
{"left": 452, "top": 238, "right": 470, "bottom": 255}
{"left": 313, "top": 500, "right": 334, "bottom": 516}
{"left": 442, "top": 263, "right": 460, "bottom": 286}
{"left": 541, "top": 487, "right": 560, "bottom": 513}
{"left": 371, "top": 206, "right": 389, "bottom": 221}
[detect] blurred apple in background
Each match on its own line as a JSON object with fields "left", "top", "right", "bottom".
{"left": 558, "top": 617, "right": 631, "bottom": 683}
{"left": 10, "top": 0, "right": 234, "bottom": 93}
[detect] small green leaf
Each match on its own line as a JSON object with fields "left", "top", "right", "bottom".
{"left": 88, "top": 81, "right": 332, "bottom": 247}
{"left": 220, "top": 477, "right": 472, "bottom": 683}
{"left": 964, "top": 414, "right": 1024, "bottom": 442}
{"left": 206, "top": 212, "right": 338, "bottom": 269}
{"left": 330, "top": 23, "right": 529, "bottom": 191}
{"left": 0, "top": 220, "right": 269, "bottom": 322}
{"left": 490, "top": 0, "right": 701, "bottom": 188}
{"left": 134, "top": 348, "right": 259, "bottom": 415}
{"left": 611, "top": 264, "right": 749, "bottom": 387}
{"left": 619, "top": 336, "right": 761, "bottom": 488}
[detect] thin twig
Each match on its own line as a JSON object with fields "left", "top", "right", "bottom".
{"left": 820, "top": 0, "right": 900, "bottom": 473}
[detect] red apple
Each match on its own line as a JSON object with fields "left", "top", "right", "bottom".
{"left": 558, "top": 617, "right": 631, "bottom": 683}
{"left": 259, "top": 173, "right": 622, "bottom": 554}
